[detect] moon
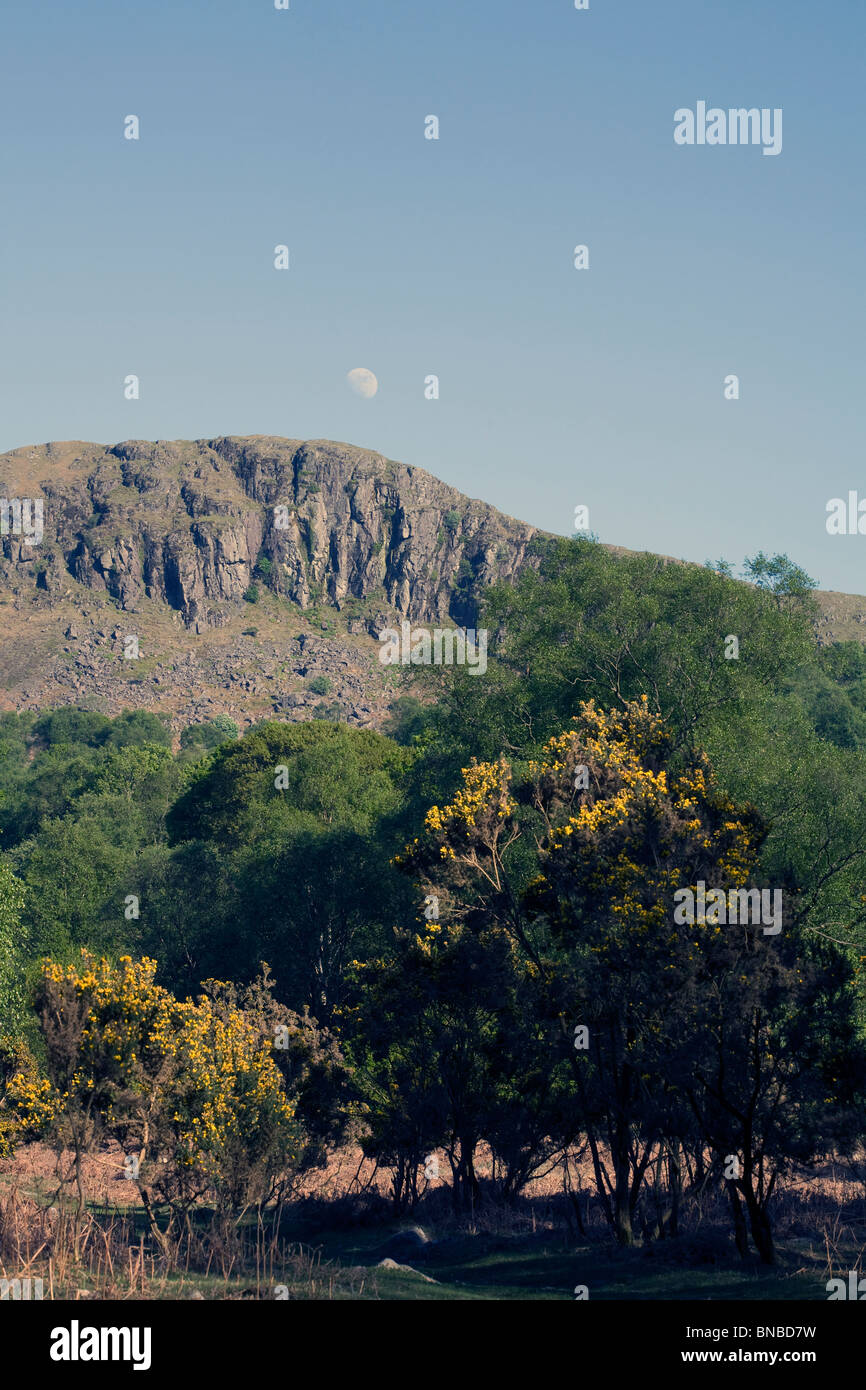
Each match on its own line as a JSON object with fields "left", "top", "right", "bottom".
{"left": 347, "top": 367, "right": 378, "bottom": 399}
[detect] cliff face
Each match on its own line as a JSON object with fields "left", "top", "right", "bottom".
{"left": 0, "top": 436, "right": 541, "bottom": 632}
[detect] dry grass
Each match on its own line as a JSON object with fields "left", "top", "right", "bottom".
{"left": 3, "top": 1140, "right": 866, "bottom": 1300}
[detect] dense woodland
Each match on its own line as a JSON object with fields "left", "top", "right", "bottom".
{"left": 3, "top": 537, "right": 866, "bottom": 1287}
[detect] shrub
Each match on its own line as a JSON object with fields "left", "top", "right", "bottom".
{"left": 179, "top": 717, "right": 239, "bottom": 753}
{"left": 34, "top": 709, "right": 112, "bottom": 749}
{"left": 104, "top": 710, "right": 172, "bottom": 749}
{"left": 25, "top": 954, "right": 301, "bottom": 1226}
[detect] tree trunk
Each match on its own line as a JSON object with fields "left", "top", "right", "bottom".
{"left": 613, "top": 1168, "right": 635, "bottom": 1245}
{"left": 612, "top": 1120, "right": 635, "bottom": 1246}
{"left": 450, "top": 1137, "right": 480, "bottom": 1214}
{"left": 725, "top": 1179, "right": 749, "bottom": 1258}
{"left": 665, "top": 1145, "right": 681, "bottom": 1238}
{"left": 742, "top": 1184, "right": 775, "bottom": 1264}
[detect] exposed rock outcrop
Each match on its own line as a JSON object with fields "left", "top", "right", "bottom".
{"left": 0, "top": 436, "right": 541, "bottom": 631}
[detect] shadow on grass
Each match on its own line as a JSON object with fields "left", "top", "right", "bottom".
{"left": 302, "top": 1224, "right": 828, "bottom": 1301}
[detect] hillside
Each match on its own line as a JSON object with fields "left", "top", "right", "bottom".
{"left": 0, "top": 435, "right": 861, "bottom": 733}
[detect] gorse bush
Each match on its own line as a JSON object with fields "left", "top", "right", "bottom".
{"left": 8, "top": 954, "right": 304, "bottom": 1229}
{"left": 368, "top": 697, "right": 866, "bottom": 1256}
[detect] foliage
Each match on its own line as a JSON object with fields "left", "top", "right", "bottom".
{"left": 743, "top": 551, "right": 818, "bottom": 607}
{"left": 179, "top": 716, "right": 239, "bottom": 759}
{"left": 390, "top": 698, "right": 866, "bottom": 1256}
{"left": 20, "top": 954, "right": 302, "bottom": 1221}
{"left": 0, "top": 863, "right": 27, "bottom": 1035}
{"left": 382, "top": 695, "right": 432, "bottom": 747}
{"left": 166, "top": 721, "right": 410, "bottom": 848}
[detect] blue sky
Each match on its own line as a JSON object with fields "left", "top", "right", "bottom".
{"left": 1, "top": 0, "right": 864, "bottom": 591}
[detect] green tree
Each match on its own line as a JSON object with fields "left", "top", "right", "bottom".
{"left": 417, "top": 537, "right": 816, "bottom": 800}
{"left": 382, "top": 695, "right": 431, "bottom": 747}
{"left": 400, "top": 698, "right": 866, "bottom": 1256}
{"left": 0, "top": 862, "right": 27, "bottom": 1035}
{"left": 103, "top": 710, "right": 172, "bottom": 749}
{"left": 179, "top": 716, "right": 239, "bottom": 759}
{"left": 350, "top": 922, "right": 534, "bottom": 1213}
{"left": 743, "top": 551, "right": 818, "bottom": 608}
{"left": 34, "top": 708, "right": 111, "bottom": 749}
{"left": 167, "top": 721, "right": 409, "bottom": 848}
{"left": 18, "top": 815, "right": 130, "bottom": 958}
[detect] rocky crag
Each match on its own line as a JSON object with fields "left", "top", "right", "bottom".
{"left": 0, "top": 436, "right": 543, "bottom": 733}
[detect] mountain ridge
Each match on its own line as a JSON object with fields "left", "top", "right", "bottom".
{"left": 0, "top": 436, "right": 863, "bottom": 733}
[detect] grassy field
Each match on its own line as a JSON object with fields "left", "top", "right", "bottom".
{"left": 0, "top": 1145, "right": 852, "bottom": 1301}
{"left": 236, "top": 1209, "right": 836, "bottom": 1301}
